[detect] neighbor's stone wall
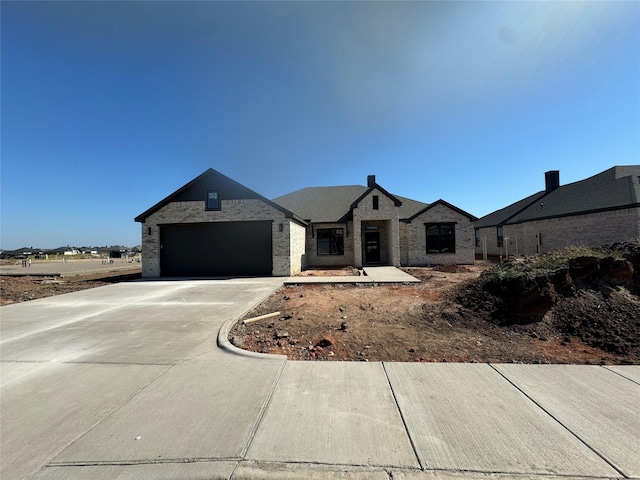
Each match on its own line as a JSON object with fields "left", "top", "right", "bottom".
{"left": 304, "top": 222, "right": 355, "bottom": 268}
{"left": 352, "top": 189, "right": 400, "bottom": 267}
{"left": 475, "top": 226, "right": 502, "bottom": 258}
{"left": 475, "top": 207, "right": 640, "bottom": 257}
{"left": 404, "top": 203, "right": 475, "bottom": 265}
{"left": 141, "top": 199, "right": 294, "bottom": 277}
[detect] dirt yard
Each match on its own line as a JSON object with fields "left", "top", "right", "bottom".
{"left": 230, "top": 261, "right": 640, "bottom": 364}
{"left": 0, "top": 269, "right": 141, "bottom": 305}
{"left": 3, "top": 250, "right": 638, "bottom": 365}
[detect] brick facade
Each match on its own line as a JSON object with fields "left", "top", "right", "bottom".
{"left": 140, "top": 199, "right": 299, "bottom": 277}
{"left": 303, "top": 222, "right": 356, "bottom": 268}
{"left": 299, "top": 192, "right": 476, "bottom": 269}
{"left": 403, "top": 203, "right": 475, "bottom": 265}
{"left": 475, "top": 207, "right": 640, "bottom": 257}
{"left": 352, "top": 189, "right": 401, "bottom": 267}
{"left": 137, "top": 170, "right": 478, "bottom": 276}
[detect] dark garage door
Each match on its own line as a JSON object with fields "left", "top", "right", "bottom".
{"left": 160, "top": 221, "right": 272, "bottom": 277}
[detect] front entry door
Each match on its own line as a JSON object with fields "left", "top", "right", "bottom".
{"left": 364, "top": 232, "right": 380, "bottom": 264}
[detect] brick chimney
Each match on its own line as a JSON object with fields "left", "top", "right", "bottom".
{"left": 545, "top": 170, "right": 560, "bottom": 193}
{"left": 367, "top": 175, "right": 376, "bottom": 187}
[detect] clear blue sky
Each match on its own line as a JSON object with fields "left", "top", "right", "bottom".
{"left": 1, "top": 1, "right": 639, "bottom": 250}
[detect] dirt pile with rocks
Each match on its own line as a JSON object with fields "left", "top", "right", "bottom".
{"left": 456, "top": 243, "right": 640, "bottom": 360}
{"left": 231, "top": 244, "right": 640, "bottom": 364}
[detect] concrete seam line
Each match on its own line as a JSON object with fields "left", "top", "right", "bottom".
{"left": 601, "top": 365, "right": 640, "bottom": 387}
{"left": 40, "top": 365, "right": 174, "bottom": 473}
{"left": 238, "top": 358, "right": 288, "bottom": 460}
{"left": 381, "top": 362, "right": 423, "bottom": 470}
{"left": 48, "top": 457, "right": 242, "bottom": 466}
{"left": 488, "top": 363, "right": 627, "bottom": 478}
{"left": 232, "top": 458, "right": 419, "bottom": 471}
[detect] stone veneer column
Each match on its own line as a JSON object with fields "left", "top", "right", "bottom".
{"left": 353, "top": 218, "right": 362, "bottom": 268}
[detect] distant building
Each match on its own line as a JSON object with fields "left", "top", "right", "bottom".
{"left": 474, "top": 166, "right": 640, "bottom": 257}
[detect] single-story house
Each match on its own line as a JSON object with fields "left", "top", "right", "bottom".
{"left": 135, "top": 169, "right": 477, "bottom": 277}
{"left": 474, "top": 165, "right": 640, "bottom": 258}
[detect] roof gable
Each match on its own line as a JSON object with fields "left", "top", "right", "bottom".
{"left": 406, "top": 199, "right": 477, "bottom": 222}
{"left": 135, "top": 168, "right": 305, "bottom": 224}
{"left": 273, "top": 185, "right": 429, "bottom": 223}
{"left": 350, "top": 183, "right": 402, "bottom": 209}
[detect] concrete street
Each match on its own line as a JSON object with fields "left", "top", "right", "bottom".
{"left": 1, "top": 278, "right": 638, "bottom": 479}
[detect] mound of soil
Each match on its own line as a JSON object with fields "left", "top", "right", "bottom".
{"left": 231, "top": 244, "right": 640, "bottom": 364}
{"left": 457, "top": 244, "right": 640, "bottom": 359}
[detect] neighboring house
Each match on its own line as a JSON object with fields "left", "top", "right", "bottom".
{"left": 135, "top": 169, "right": 476, "bottom": 278}
{"left": 474, "top": 166, "right": 640, "bottom": 258}
{"left": 47, "top": 247, "right": 73, "bottom": 256}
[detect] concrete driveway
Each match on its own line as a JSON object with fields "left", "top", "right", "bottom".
{"left": 1, "top": 278, "right": 639, "bottom": 480}
{"left": 0, "top": 278, "right": 284, "bottom": 480}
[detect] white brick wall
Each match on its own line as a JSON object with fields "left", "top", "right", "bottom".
{"left": 303, "top": 222, "right": 355, "bottom": 267}
{"left": 404, "top": 203, "right": 475, "bottom": 265}
{"left": 140, "top": 199, "right": 300, "bottom": 277}
{"left": 352, "top": 189, "right": 400, "bottom": 267}
{"left": 288, "top": 220, "right": 307, "bottom": 274}
{"left": 475, "top": 207, "right": 640, "bottom": 257}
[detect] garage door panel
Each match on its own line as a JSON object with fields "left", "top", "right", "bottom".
{"left": 160, "top": 222, "right": 272, "bottom": 277}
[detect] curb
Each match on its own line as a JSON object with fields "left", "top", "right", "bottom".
{"left": 217, "top": 317, "right": 287, "bottom": 360}
{"left": 217, "top": 280, "right": 287, "bottom": 360}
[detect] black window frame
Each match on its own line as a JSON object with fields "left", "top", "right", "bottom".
{"left": 206, "top": 190, "right": 221, "bottom": 211}
{"left": 475, "top": 229, "right": 480, "bottom": 247}
{"left": 497, "top": 226, "right": 504, "bottom": 247}
{"left": 425, "top": 223, "right": 456, "bottom": 254}
{"left": 372, "top": 195, "right": 379, "bottom": 210}
{"left": 317, "top": 228, "right": 344, "bottom": 256}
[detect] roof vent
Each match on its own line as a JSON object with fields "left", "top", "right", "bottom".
{"left": 545, "top": 170, "right": 560, "bottom": 193}
{"left": 367, "top": 175, "right": 376, "bottom": 187}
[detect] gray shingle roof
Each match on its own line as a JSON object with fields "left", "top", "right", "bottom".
{"left": 273, "top": 185, "right": 428, "bottom": 223}
{"left": 474, "top": 191, "right": 547, "bottom": 228}
{"left": 135, "top": 168, "right": 306, "bottom": 225}
{"left": 475, "top": 166, "right": 640, "bottom": 228}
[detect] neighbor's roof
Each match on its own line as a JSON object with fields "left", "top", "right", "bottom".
{"left": 475, "top": 165, "right": 640, "bottom": 228}
{"left": 273, "top": 185, "right": 428, "bottom": 223}
{"left": 474, "top": 191, "right": 547, "bottom": 228}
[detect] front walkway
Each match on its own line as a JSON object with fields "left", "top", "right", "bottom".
{"left": 284, "top": 266, "right": 420, "bottom": 284}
